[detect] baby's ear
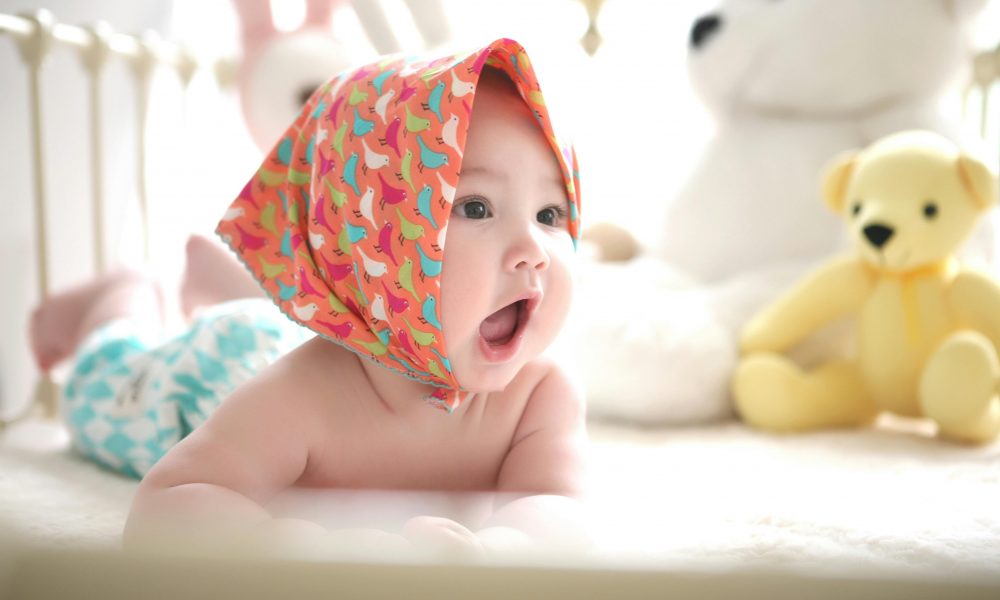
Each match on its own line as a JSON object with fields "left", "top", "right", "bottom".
{"left": 957, "top": 154, "right": 999, "bottom": 210}
{"left": 821, "top": 151, "right": 857, "bottom": 215}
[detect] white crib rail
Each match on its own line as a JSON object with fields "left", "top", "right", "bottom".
{"left": 0, "top": 9, "right": 225, "bottom": 425}
{"left": 969, "top": 43, "right": 1000, "bottom": 142}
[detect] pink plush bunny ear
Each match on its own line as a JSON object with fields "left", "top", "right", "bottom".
{"left": 304, "top": 0, "right": 343, "bottom": 28}
{"left": 231, "top": 0, "right": 276, "bottom": 58}
{"left": 233, "top": 0, "right": 356, "bottom": 151}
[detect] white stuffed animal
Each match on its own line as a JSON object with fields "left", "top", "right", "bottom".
{"left": 574, "top": 0, "right": 991, "bottom": 424}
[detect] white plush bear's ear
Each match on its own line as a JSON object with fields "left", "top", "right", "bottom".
{"left": 957, "top": 155, "right": 999, "bottom": 210}
{"left": 944, "top": 0, "right": 988, "bottom": 21}
{"left": 821, "top": 151, "right": 858, "bottom": 215}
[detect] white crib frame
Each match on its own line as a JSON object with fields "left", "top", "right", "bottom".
{"left": 0, "top": 2, "right": 454, "bottom": 426}
{"left": 0, "top": 6, "right": 998, "bottom": 426}
{"left": 0, "top": 9, "right": 223, "bottom": 423}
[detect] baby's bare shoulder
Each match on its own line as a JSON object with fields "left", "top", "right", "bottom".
{"left": 211, "top": 337, "right": 357, "bottom": 440}
{"left": 499, "top": 356, "right": 585, "bottom": 433}
{"left": 490, "top": 357, "right": 587, "bottom": 496}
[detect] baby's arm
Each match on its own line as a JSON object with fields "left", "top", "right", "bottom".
{"left": 402, "top": 362, "right": 588, "bottom": 556}
{"left": 123, "top": 361, "right": 322, "bottom": 550}
{"left": 479, "top": 361, "right": 589, "bottom": 551}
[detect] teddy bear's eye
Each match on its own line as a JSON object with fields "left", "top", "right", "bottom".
{"left": 923, "top": 201, "right": 938, "bottom": 220}
{"left": 851, "top": 201, "right": 862, "bottom": 217}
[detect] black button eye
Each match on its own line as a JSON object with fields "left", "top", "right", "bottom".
{"left": 297, "top": 83, "right": 321, "bottom": 107}
{"left": 923, "top": 202, "right": 938, "bottom": 220}
{"left": 851, "top": 201, "right": 862, "bottom": 217}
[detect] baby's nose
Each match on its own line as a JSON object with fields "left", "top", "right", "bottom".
{"left": 508, "top": 230, "right": 549, "bottom": 272}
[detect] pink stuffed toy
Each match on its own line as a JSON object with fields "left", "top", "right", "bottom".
{"left": 231, "top": 0, "right": 450, "bottom": 152}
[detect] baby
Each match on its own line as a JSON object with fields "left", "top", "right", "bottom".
{"left": 33, "top": 38, "right": 586, "bottom": 555}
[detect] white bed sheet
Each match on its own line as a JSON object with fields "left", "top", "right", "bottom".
{"left": 2, "top": 417, "right": 999, "bottom": 581}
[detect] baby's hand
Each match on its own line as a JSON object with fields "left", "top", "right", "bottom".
{"left": 250, "top": 518, "right": 410, "bottom": 560}
{"left": 247, "top": 517, "right": 330, "bottom": 558}
{"left": 325, "top": 527, "right": 411, "bottom": 557}
{"left": 475, "top": 525, "right": 535, "bottom": 555}
{"left": 402, "top": 516, "right": 485, "bottom": 559}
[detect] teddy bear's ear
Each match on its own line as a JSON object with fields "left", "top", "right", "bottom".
{"left": 821, "top": 151, "right": 857, "bottom": 215}
{"left": 957, "top": 155, "right": 1000, "bottom": 210}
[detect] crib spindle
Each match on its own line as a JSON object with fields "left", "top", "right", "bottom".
{"left": 9, "top": 10, "right": 59, "bottom": 422}
{"left": 968, "top": 45, "right": 1000, "bottom": 144}
{"left": 132, "top": 31, "right": 158, "bottom": 265}
{"left": 81, "top": 21, "right": 112, "bottom": 274}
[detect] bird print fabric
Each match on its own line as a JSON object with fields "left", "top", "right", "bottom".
{"left": 216, "top": 38, "right": 581, "bottom": 412}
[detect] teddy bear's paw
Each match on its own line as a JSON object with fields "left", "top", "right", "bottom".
{"left": 736, "top": 357, "right": 877, "bottom": 432}
{"left": 920, "top": 331, "right": 1000, "bottom": 443}
{"left": 732, "top": 353, "right": 809, "bottom": 432}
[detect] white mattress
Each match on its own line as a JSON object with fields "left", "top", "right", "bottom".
{"left": 2, "top": 416, "right": 1000, "bottom": 581}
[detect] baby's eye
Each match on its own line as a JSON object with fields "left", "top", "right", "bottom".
{"left": 537, "top": 205, "right": 566, "bottom": 227}
{"left": 456, "top": 199, "right": 491, "bottom": 219}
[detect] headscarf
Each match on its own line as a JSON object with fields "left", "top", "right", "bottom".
{"left": 216, "top": 38, "right": 581, "bottom": 412}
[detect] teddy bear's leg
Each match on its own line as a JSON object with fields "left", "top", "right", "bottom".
{"left": 733, "top": 353, "right": 877, "bottom": 432}
{"left": 919, "top": 330, "right": 1000, "bottom": 444}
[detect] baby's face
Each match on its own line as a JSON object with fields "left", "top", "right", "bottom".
{"left": 439, "top": 75, "right": 574, "bottom": 393}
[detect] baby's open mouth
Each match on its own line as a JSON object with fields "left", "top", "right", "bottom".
{"left": 479, "top": 300, "right": 527, "bottom": 347}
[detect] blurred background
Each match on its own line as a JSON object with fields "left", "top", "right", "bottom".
{"left": 0, "top": 0, "right": 997, "bottom": 420}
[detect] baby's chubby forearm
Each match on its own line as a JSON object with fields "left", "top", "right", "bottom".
{"left": 126, "top": 482, "right": 425, "bottom": 558}
{"left": 124, "top": 481, "right": 291, "bottom": 551}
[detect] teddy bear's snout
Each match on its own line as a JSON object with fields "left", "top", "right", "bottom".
{"left": 690, "top": 14, "right": 722, "bottom": 49}
{"left": 862, "top": 223, "right": 895, "bottom": 249}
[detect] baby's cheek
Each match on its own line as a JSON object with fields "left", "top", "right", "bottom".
{"left": 544, "top": 259, "right": 574, "bottom": 331}
{"left": 551, "top": 245, "right": 576, "bottom": 298}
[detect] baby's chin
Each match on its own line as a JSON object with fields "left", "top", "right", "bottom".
{"left": 454, "top": 371, "right": 517, "bottom": 395}
{"left": 451, "top": 356, "right": 531, "bottom": 395}
{"left": 448, "top": 329, "right": 556, "bottom": 394}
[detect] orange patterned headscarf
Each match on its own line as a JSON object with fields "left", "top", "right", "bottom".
{"left": 217, "top": 38, "right": 581, "bottom": 411}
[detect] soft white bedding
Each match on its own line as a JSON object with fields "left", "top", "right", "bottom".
{"left": 2, "top": 416, "right": 1000, "bottom": 581}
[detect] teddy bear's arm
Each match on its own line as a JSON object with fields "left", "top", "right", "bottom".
{"left": 947, "top": 269, "right": 1000, "bottom": 350}
{"left": 740, "top": 256, "right": 871, "bottom": 354}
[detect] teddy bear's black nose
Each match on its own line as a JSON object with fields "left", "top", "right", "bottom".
{"left": 863, "top": 224, "right": 895, "bottom": 249}
{"left": 690, "top": 14, "right": 722, "bottom": 49}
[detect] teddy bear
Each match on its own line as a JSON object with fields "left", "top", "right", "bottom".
{"left": 573, "top": 0, "right": 992, "bottom": 424}
{"left": 733, "top": 130, "right": 1000, "bottom": 444}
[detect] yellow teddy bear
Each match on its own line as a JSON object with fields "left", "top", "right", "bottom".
{"left": 733, "top": 130, "right": 1000, "bottom": 444}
